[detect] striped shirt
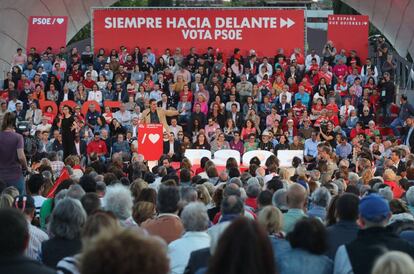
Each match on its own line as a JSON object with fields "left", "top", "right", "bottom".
{"left": 57, "top": 256, "right": 80, "bottom": 274}
{"left": 26, "top": 221, "right": 49, "bottom": 261}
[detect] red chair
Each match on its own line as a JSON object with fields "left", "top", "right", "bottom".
{"left": 390, "top": 103, "right": 400, "bottom": 118}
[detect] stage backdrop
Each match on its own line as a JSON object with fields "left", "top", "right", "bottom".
{"left": 92, "top": 8, "right": 305, "bottom": 57}
{"left": 27, "top": 16, "right": 68, "bottom": 53}
{"left": 327, "top": 15, "right": 369, "bottom": 62}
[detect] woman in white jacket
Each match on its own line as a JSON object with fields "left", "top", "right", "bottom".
{"left": 25, "top": 101, "right": 43, "bottom": 125}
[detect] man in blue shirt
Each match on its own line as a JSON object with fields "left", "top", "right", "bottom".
{"left": 335, "top": 136, "right": 352, "bottom": 159}
{"left": 37, "top": 54, "right": 52, "bottom": 74}
{"left": 23, "top": 63, "right": 36, "bottom": 80}
{"left": 146, "top": 47, "right": 156, "bottom": 65}
{"left": 294, "top": 85, "right": 310, "bottom": 107}
{"left": 304, "top": 131, "right": 320, "bottom": 162}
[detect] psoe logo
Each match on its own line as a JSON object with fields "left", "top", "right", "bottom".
{"left": 32, "top": 17, "right": 65, "bottom": 25}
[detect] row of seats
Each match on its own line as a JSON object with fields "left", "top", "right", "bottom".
{"left": 183, "top": 149, "right": 304, "bottom": 167}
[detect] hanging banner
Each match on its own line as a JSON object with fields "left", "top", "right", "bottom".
{"left": 27, "top": 16, "right": 68, "bottom": 53}
{"left": 327, "top": 15, "right": 369, "bottom": 62}
{"left": 137, "top": 123, "right": 163, "bottom": 161}
{"left": 92, "top": 8, "right": 305, "bottom": 57}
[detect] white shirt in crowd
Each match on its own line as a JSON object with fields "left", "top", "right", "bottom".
{"left": 168, "top": 231, "right": 210, "bottom": 274}
{"left": 87, "top": 90, "right": 103, "bottom": 104}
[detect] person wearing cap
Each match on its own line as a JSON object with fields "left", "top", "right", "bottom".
{"left": 334, "top": 194, "right": 414, "bottom": 274}
{"left": 390, "top": 94, "right": 414, "bottom": 136}
{"left": 258, "top": 131, "right": 274, "bottom": 153}
{"left": 12, "top": 195, "right": 49, "bottom": 260}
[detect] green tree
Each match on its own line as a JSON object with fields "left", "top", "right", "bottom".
{"left": 148, "top": 0, "right": 173, "bottom": 6}
{"left": 68, "top": 0, "right": 148, "bottom": 44}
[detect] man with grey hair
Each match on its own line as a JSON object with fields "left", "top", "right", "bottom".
{"left": 273, "top": 189, "right": 289, "bottom": 213}
{"left": 103, "top": 184, "right": 134, "bottom": 227}
{"left": 168, "top": 202, "right": 210, "bottom": 274}
{"left": 218, "top": 170, "right": 229, "bottom": 184}
{"left": 245, "top": 182, "right": 261, "bottom": 211}
{"left": 179, "top": 186, "right": 198, "bottom": 208}
{"left": 208, "top": 195, "right": 244, "bottom": 251}
{"left": 41, "top": 198, "right": 86, "bottom": 268}
{"left": 348, "top": 172, "right": 360, "bottom": 186}
{"left": 308, "top": 187, "right": 331, "bottom": 221}
{"left": 185, "top": 196, "right": 245, "bottom": 273}
{"left": 66, "top": 184, "right": 86, "bottom": 200}
{"left": 283, "top": 183, "right": 308, "bottom": 233}
{"left": 378, "top": 186, "right": 394, "bottom": 202}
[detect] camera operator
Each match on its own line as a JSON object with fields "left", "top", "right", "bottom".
{"left": 319, "top": 121, "right": 336, "bottom": 147}
{"left": 376, "top": 36, "right": 390, "bottom": 68}
{"left": 322, "top": 40, "right": 337, "bottom": 66}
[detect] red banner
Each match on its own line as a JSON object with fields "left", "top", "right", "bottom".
{"left": 27, "top": 16, "right": 68, "bottom": 53}
{"left": 137, "top": 123, "right": 163, "bottom": 161}
{"left": 92, "top": 8, "right": 304, "bottom": 57}
{"left": 327, "top": 15, "right": 369, "bottom": 62}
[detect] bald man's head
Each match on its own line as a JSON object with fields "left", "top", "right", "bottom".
{"left": 286, "top": 183, "right": 307, "bottom": 209}
{"left": 221, "top": 195, "right": 244, "bottom": 216}
{"left": 224, "top": 183, "right": 241, "bottom": 197}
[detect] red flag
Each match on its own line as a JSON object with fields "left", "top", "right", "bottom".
{"left": 46, "top": 167, "right": 70, "bottom": 198}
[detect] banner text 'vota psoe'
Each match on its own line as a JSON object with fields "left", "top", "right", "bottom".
{"left": 92, "top": 8, "right": 305, "bottom": 56}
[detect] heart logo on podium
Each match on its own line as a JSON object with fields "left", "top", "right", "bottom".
{"left": 149, "top": 133, "right": 160, "bottom": 144}
{"left": 57, "top": 18, "right": 64, "bottom": 24}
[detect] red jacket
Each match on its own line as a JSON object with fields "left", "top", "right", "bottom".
{"left": 384, "top": 180, "right": 404, "bottom": 199}
{"left": 245, "top": 197, "right": 258, "bottom": 211}
{"left": 87, "top": 139, "right": 107, "bottom": 156}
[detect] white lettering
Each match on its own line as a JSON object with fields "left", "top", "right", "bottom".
{"left": 104, "top": 17, "right": 112, "bottom": 28}
{"left": 166, "top": 17, "right": 176, "bottom": 28}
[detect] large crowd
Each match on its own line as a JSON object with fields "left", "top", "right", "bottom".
{"left": 1, "top": 37, "right": 414, "bottom": 274}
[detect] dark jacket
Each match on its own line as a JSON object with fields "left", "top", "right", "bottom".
{"left": 399, "top": 102, "right": 414, "bottom": 121}
{"left": 58, "top": 90, "right": 75, "bottom": 104}
{"left": 379, "top": 80, "right": 395, "bottom": 104}
{"left": 275, "top": 102, "right": 291, "bottom": 118}
{"left": 0, "top": 255, "right": 55, "bottom": 274}
{"left": 112, "top": 90, "right": 128, "bottom": 103}
{"left": 75, "top": 140, "right": 87, "bottom": 156}
{"left": 184, "top": 247, "right": 211, "bottom": 274}
{"left": 403, "top": 125, "right": 414, "bottom": 153}
{"left": 163, "top": 140, "right": 182, "bottom": 162}
{"left": 226, "top": 112, "right": 243, "bottom": 129}
{"left": 325, "top": 220, "right": 359, "bottom": 259}
{"left": 41, "top": 237, "right": 82, "bottom": 268}
{"left": 346, "top": 227, "right": 414, "bottom": 274}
